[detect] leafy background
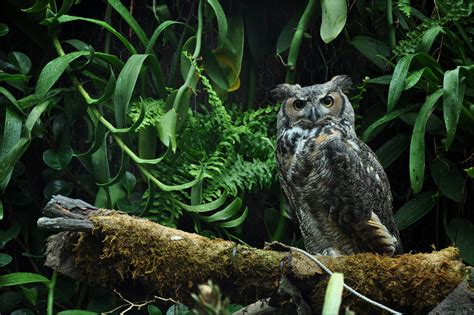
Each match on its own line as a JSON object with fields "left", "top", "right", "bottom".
{"left": 0, "top": 0, "right": 472, "bottom": 313}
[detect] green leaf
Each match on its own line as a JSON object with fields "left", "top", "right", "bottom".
{"left": 166, "top": 304, "right": 192, "bottom": 315}
{"left": 215, "top": 206, "right": 248, "bottom": 228}
{"left": 375, "top": 134, "right": 410, "bottom": 168}
{"left": 0, "top": 101, "right": 50, "bottom": 188}
{"left": 157, "top": 109, "right": 178, "bottom": 151}
{"left": 207, "top": 0, "right": 228, "bottom": 46}
{"left": 58, "top": 310, "right": 99, "bottom": 315}
{"left": 322, "top": 273, "right": 344, "bottom": 315}
{"left": 108, "top": 0, "right": 149, "bottom": 46}
{"left": 446, "top": 218, "right": 474, "bottom": 265}
{"left": 361, "top": 103, "right": 418, "bottom": 142}
{"left": 367, "top": 75, "right": 392, "bottom": 85}
{"left": 147, "top": 305, "right": 162, "bottom": 315}
{"left": 0, "top": 292, "right": 23, "bottom": 313}
{"left": 20, "top": 286, "right": 38, "bottom": 306}
{"left": 417, "top": 26, "right": 443, "bottom": 53}
{"left": 43, "top": 145, "right": 73, "bottom": 170}
{"left": 114, "top": 54, "right": 149, "bottom": 128}
{"left": 276, "top": 15, "right": 299, "bottom": 54}
{"left": 57, "top": 15, "right": 136, "bottom": 54}
{"left": 0, "top": 107, "right": 23, "bottom": 190}
{"left": 0, "top": 273, "right": 50, "bottom": 287}
{"left": 400, "top": 112, "right": 444, "bottom": 135}
{"left": 0, "top": 253, "right": 12, "bottom": 267}
{"left": 320, "top": 0, "right": 347, "bottom": 43}
{"left": 22, "top": 0, "right": 49, "bottom": 13}
{"left": 404, "top": 69, "right": 424, "bottom": 90}
{"left": 0, "top": 23, "right": 9, "bottom": 37}
{"left": 199, "top": 198, "right": 242, "bottom": 223}
{"left": 121, "top": 171, "right": 136, "bottom": 196}
{"left": 0, "top": 221, "right": 20, "bottom": 247}
{"left": 43, "top": 0, "right": 75, "bottom": 24}
{"left": 351, "top": 36, "right": 390, "bottom": 70}
{"left": 219, "top": 15, "right": 244, "bottom": 91}
{"left": 394, "top": 191, "right": 437, "bottom": 230}
{"left": 388, "top": 54, "right": 415, "bottom": 112}
{"left": 443, "top": 66, "right": 471, "bottom": 150}
{"left": 429, "top": 159, "right": 464, "bottom": 202}
{"left": 9, "top": 52, "right": 31, "bottom": 75}
{"left": 409, "top": 90, "right": 443, "bottom": 192}
{"left": 173, "top": 191, "right": 228, "bottom": 213}
{"left": 43, "top": 180, "right": 73, "bottom": 200}
{"left": 464, "top": 167, "right": 474, "bottom": 178}
{"left": 146, "top": 20, "right": 188, "bottom": 54}
{"left": 202, "top": 46, "right": 229, "bottom": 90}
{"left": 36, "top": 51, "right": 90, "bottom": 99}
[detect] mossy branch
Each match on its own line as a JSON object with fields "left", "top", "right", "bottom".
{"left": 38, "top": 196, "right": 464, "bottom": 314}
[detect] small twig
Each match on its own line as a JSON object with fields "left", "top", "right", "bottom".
{"left": 104, "top": 290, "right": 156, "bottom": 314}
{"left": 154, "top": 295, "right": 179, "bottom": 304}
{"left": 290, "top": 247, "right": 403, "bottom": 315}
{"left": 276, "top": 53, "right": 288, "bottom": 67}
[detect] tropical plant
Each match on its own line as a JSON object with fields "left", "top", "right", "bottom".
{"left": 359, "top": 0, "right": 473, "bottom": 264}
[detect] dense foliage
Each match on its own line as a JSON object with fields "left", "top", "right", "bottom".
{"left": 0, "top": 0, "right": 472, "bottom": 313}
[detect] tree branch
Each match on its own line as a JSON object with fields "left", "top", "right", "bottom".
{"left": 38, "top": 195, "right": 465, "bottom": 313}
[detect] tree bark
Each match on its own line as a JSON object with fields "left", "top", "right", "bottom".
{"left": 38, "top": 195, "right": 465, "bottom": 314}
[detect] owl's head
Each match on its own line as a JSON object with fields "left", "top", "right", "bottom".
{"left": 272, "top": 75, "right": 354, "bottom": 132}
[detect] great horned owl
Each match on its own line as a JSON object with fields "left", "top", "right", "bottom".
{"left": 272, "top": 75, "right": 402, "bottom": 256}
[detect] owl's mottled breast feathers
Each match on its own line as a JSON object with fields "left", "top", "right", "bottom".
{"left": 273, "top": 76, "right": 402, "bottom": 256}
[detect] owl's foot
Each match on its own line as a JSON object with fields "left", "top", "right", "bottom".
{"left": 321, "top": 247, "right": 341, "bottom": 256}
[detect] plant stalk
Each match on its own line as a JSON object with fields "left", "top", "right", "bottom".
{"left": 285, "top": 0, "right": 317, "bottom": 84}
{"left": 47, "top": 271, "right": 57, "bottom": 315}
{"left": 172, "top": 0, "right": 203, "bottom": 111}
{"left": 387, "top": 0, "right": 396, "bottom": 50}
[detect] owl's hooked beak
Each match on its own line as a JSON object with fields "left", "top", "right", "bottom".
{"left": 309, "top": 107, "right": 320, "bottom": 122}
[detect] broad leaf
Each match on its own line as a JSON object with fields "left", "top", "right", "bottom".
{"left": 207, "top": 0, "right": 228, "bottom": 46}
{"left": 417, "top": 26, "right": 443, "bottom": 53}
{"left": 43, "top": 145, "right": 73, "bottom": 170}
{"left": 443, "top": 66, "right": 471, "bottom": 150}
{"left": 351, "top": 36, "right": 390, "bottom": 70}
{"left": 446, "top": 218, "right": 474, "bottom": 265}
{"left": 215, "top": 206, "right": 248, "bottom": 228}
{"left": 361, "top": 104, "right": 418, "bottom": 142}
{"left": 108, "top": 0, "right": 149, "bottom": 46}
{"left": 58, "top": 311, "right": 99, "bottom": 315}
{"left": 157, "top": 109, "right": 177, "bottom": 150}
{"left": 0, "top": 253, "right": 12, "bottom": 267}
{"left": 322, "top": 273, "right": 344, "bottom": 315}
{"left": 409, "top": 89, "right": 443, "bottom": 192}
{"left": 430, "top": 158, "right": 464, "bottom": 202}
{"left": 36, "top": 51, "right": 90, "bottom": 99}
{"left": 0, "top": 273, "right": 50, "bottom": 287}
{"left": 199, "top": 197, "right": 242, "bottom": 223}
{"left": 320, "top": 0, "right": 347, "bottom": 43}
{"left": 276, "top": 15, "right": 299, "bottom": 54}
{"left": 395, "top": 192, "right": 437, "bottom": 230}
{"left": 388, "top": 54, "right": 415, "bottom": 112}
{"left": 58, "top": 15, "right": 136, "bottom": 54}
{"left": 375, "top": 134, "right": 410, "bottom": 168}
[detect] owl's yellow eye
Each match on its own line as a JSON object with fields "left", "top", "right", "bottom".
{"left": 292, "top": 99, "right": 306, "bottom": 111}
{"left": 321, "top": 95, "right": 334, "bottom": 107}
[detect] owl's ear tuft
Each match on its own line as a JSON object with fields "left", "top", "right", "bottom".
{"left": 331, "top": 75, "right": 353, "bottom": 94}
{"left": 271, "top": 83, "right": 299, "bottom": 102}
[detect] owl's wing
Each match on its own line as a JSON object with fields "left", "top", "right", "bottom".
{"left": 320, "top": 137, "right": 401, "bottom": 255}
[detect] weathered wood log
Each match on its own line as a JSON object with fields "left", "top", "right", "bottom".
{"left": 38, "top": 196, "right": 465, "bottom": 314}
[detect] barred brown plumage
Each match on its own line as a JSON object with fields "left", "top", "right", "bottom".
{"left": 273, "top": 75, "right": 402, "bottom": 256}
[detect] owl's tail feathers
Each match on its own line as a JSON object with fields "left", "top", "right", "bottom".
{"left": 353, "top": 212, "right": 399, "bottom": 256}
